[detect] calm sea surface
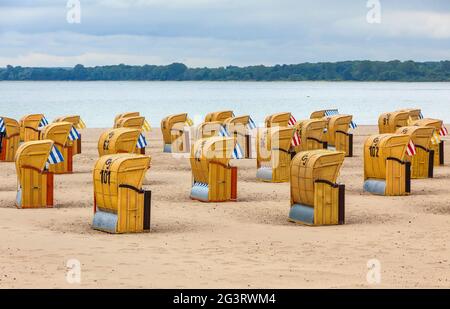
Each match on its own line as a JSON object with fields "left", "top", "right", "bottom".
{"left": 1, "top": 81, "right": 449, "bottom": 127}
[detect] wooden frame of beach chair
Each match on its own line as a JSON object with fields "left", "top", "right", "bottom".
{"left": 53, "top": 115, "right": 84, "bottom": 155}
{"left": 378, "top": 111, "right": 410, "bottom": 134}
{"left": 114, "top": 112, "right": 141, "bottom": 128}
{"left": 326, "top": 114, "right": 354, "bottom": 157}
{"left": 161, "top": 113, "right": 190, "bottom": 153}
{"left": 224, "top": 115, "right": 253, "bottom": 158}
{"left": 289, "top": 150, "right": 346, "bottom": 226}
{"left": 396, "top": 126, "right": 435, "bottom": 179}
{"left": 19, "top": 114, "right": 45, "bottom": 142}
{"left": 412, "top": 118, "right": 445, "bottom": 166}
{"left": 189, "top": 136, "right": 238, "bottom": 202}
{"left": 0, "top": 117, "right": 21, "bottom": 162}
{"left": 204, "top": 111, "right": 234, "bottom": 123}
{"left": 92, "top": 154, "right": 151, "bottom": 234}
{"left": 41, "top": 122, "right": 73, "bottom": 174}
{"left": 15, "top": 140, "right": 54, "bottom": 208}
{"left": 98, "top": 128, "right": 141, "bottom": 156}
{"left": 264, "top": 112, "right": 291, "bottom": 128}
{"left": 293, "top": 119, "right": 328, "bottom": 154}
{"left": 256, "top": 127, "right": 295, "bottom": 183}
{"left": 363, "top": 134, "right": 411, "bottom": 196}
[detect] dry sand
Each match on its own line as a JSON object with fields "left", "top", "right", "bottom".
{"left": 0, "top": 126, "right": 450, "bottom": 288}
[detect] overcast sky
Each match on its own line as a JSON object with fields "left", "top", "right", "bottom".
{"left": 1, "top": 0, "right": 449, "bottom": 67}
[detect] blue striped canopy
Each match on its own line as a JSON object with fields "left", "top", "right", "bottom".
{"left": 47, "top": 145, "right": 64, "bottom": 165}
{"left": 0, "top": 118, "right": 5, "bottom": 134}
{"left": 137, "top": 133, "right": 148, "bottom": 149}
{"left": 38, "top": 116, "right": 49, "bottom": 128}
{"left": 68, "top": 126, "right": 80, "bottom": 141}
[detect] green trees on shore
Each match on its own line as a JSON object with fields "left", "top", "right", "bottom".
{"left": 1, "top": 60, "right": 449, "bottom": 81}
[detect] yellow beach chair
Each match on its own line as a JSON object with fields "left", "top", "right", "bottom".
{"left": 378, "top": 111, "right": 410, "bottom": 134}
{"left": 289, "top": 150, "right": 346, "bottom": 226}
{"left": 363, "top": 134, "right": 411, "bottom": 196}
{"left": 41, "top": 122, "right": 73, "bottom": 174}
{"left": 15, "top": 140, "right": 55, "bottom": 208}
{"left": 98, "top": 128, "right": 141, "bottom": 156}
{"left": 19, "top": 114, "right": 47, "bottom": 142}
{"left": 161, "top": 113, "right": 191, "bottom": 153}
{"left": 256, "top": 127, "right": 295, "bottom": 182}
{"left": 396, "top": 126, "right": 435, "bottom": 179}
{"left": 92, "top": 154, "right": 151, "bottom": 233}
{"left": 325, "top": 114, "right": 354, "bottom": 157}
{"left": 293, "top": 119, "right": 328, "bottom": 153}
{"left": 412, "top": 118, "right": 445, "bottom": 166}
{"left": 0, "top": 117, "right": 21, "bottom": 162}
{"left": 224, "top": 115, "right": 254, "bottom": 158}
{"left": 190, "top": 136, "right": 238, "bottom": 202}
{"left": 53, "top": 115, "right": 86, "bottom": 155}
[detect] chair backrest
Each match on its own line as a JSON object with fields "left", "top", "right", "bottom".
{"left": 190, "top": 136, "right": 235, "bottom": 184}
{"left": 291, "top": 150, "right": 345, "bottom": 206}
{"left": 257, "top": 126, "right": 294, "bottom": 166}
{"left": 204, "top": 111, "right": 234, "bottom": 123}
{"left": 161, "top": 113, "right": 188, "bottom": 144}
{"left": 378, "top": 111, "right": 410, "bottom": 134}
{"left": 115, "top": 116, "right": 145, "bottom": 130}
{"left": 15, "top": 140, "right": 54, "bottom": 177}
{"left": 114, "top": 112, "right": 140, "bottom": 128}
{"left": 41, "top": 122, "right": 73, "bottom": 147}
{"left": 310, "top": 110, "right": 327, "bottom": 119}
{"left": 264, "top": 112, "right": 291, "bottom": 128}
{"left": 93, "top": 154, "right": 150, "bottom": 213}
{"left": 364, "top": 134, "right": 410, "bottom": 180}
{"left": 20, "top": 114, "right": 45, "bottom": 141}
{"left": 1, "top": 117, "right": 20, "bottom": 138}
{"left": 396, "top": 126, "right": 435, "bottom": 152}
{"left": 399, "top": 109, "right": 422, "bottom": 121}
{"left": 98, "top": 128, "right": 141, "bottom": 156}
{"left": 411, "top": 118, "right": 443, "bottom": 131}
{"left": 326, "top": 114, "right": 353, "bottom": 146}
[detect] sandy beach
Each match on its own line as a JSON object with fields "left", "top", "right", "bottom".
{"left": 0, "top": 125, "right": 449, "bottom": 289}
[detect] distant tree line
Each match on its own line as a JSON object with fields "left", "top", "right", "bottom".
{"left": 1, "top": 60, "right": 449, "bottom": 81}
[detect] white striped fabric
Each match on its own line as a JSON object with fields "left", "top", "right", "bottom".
{"left": 137, "top": 133, "right": 148, "bottom": 149}
{"left": 39, "top": 116, "right": 49, "bottom": 128}
{"left": 232, "top": 143, "right": 244, "bottom": 159}
{"left": 440, "top": 125, "right": 448, "bottom": 137}
{"left": 287, "top": 115, "right": 301, "bottom": 147}
{"left": 419, "top": 112, "right": 424, "bottom": 119}
{"left": 194, "top": 182, "right": 208, "bottom": 188}
{"left": 0, "top": 118, "right": 5, "bottom": 133}
{"left": 248, "top": 117, "right": 257, "bottom": 129}
{"left": 406, "top": 140, "right": 417, "bottom": 156}
{"left": 219, "top": 125, "right": 230, "bottom": 137}
{"left": 218, "top": 125, "right": 243, "bottom": 159}
{"left": 325, "top": 109, "right": 357, "bottom": 129}
{"left": 288, "top": 115, "right": 297, "bottom": 126}
{"left": 47, "top": 145, "right": 64, "bottom": 164}
{"left": 68, "top": 126, "right": 80, "bottom": 141}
